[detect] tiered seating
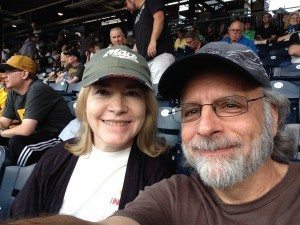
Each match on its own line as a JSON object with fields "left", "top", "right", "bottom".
{"left": 0, "top": 164, "right": 36, "bottom": 220}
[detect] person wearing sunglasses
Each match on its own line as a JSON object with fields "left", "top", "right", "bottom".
{"left": 4, "top": 42, "right": 299, "bottom": 225}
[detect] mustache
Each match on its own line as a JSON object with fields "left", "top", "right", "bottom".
{"left": 187, "top": 136, "right": 243, "bottom": 151}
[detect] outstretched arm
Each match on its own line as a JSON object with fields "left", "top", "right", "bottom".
{"left": 3, "top": 215, "right": 140, "bottom": 225}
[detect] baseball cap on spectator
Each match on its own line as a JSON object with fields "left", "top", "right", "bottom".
{"left": 64, "top": 49, "right": 81, "bottom": 59}
{"left": 0, "top": 55, "right": 38, "bottom": 74}
{"left": 158, "top": 42, "right": 270, "bottom": 99}
{"left": 82, "top": 45, "right": 152, "bottom": 90}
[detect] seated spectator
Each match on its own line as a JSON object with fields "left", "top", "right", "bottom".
{"left": 1, "top": 44, "right": 11, "bottom": 63}
{"left": 5, "top": 42, "right": 300, "bottom": 225}
{"left": 221, "top": 20, "right": 258, "bottom": 53}
{"left": 0, "top": 73, "right": 7, "bottom": 115}
{"left": 205, "top": 25, "right": 217, "bottom": 43}
{"left": 56, "top": 49, "right": 84, "bottom": 84}
{"left": 109, "top": 27, "right": 126, "bottom": 47}
{"left": 174, "top": 28, "right": 187, "bottom": 51}
{"left": 0, "top": 55, "right": 73, "bottom": 166}
{"left": 10, "top": 46, "right": 175, "bottom": 222}
{"left": 243, "top": 20, "right": 255, "bottom": 40}
{"left": 288, "top": 32, "right": 300, "bottom": 64}
{"left": 217, "top": 23, "right": 228, "bottom": 41}
{"left": 45, "top": 51, "right": 69, "bottom": 83}
{"left": 85, "top": 41, "right": 101, "bottom": 63}
{"left": 254, "top": 12, "right": 278, "bottom": 44}
{"left": 277, "top": 12, "right": 300, "bottom": 42}
{"left": 185, "top": 30, "right": 202, "bottom": 53}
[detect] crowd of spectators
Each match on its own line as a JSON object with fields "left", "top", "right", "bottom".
{"left": 0, "top": 6, "right": 299, "bottom": 224}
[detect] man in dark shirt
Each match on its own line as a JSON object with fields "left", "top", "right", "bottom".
{"left": 0, "top": 55, "right": 73, "bottom": 166}
{"left": 255, "top": 12, "right": 278, "bottom": 43}
{"left": 125, "top": 0, "right": 175, "bottom": 84}
{"left": 56, "top": 49, "right": 84, "bottom": 84}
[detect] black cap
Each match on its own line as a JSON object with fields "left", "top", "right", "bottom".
{"left": 64, "top": 49, "right": 80, "bottom": 59}
{"left": 158, "top": 42, "right": 270, "bottom": 100}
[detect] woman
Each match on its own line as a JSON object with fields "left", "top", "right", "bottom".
{"left": 277, "top": 12, "right": 300, "bottom": 42}
{"left": 11, "top": 46, "right": 175, "bottom": 222}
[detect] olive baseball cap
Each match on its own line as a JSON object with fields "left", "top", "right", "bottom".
{"left": 158, "top": 42, "right": 270, "bottom": 99}
{"left": 0, "top": 55, "right": 38, "bottom": 74}
{"left": 82, "top": 45, "right": 152, "bottom": 90}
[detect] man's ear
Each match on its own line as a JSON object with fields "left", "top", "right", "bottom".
{"left": 22, "top": 71, "right": 30, "bottom": 80}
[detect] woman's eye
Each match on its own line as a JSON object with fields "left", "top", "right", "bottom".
{"left": 126, "top": 90, "right": 142, "bottom": 97}
{"left": 96, "top": 89, "right": 110, "bottom": 96}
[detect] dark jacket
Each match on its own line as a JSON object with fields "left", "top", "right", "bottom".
{"left": 11, "top": 139, "right": 175, "bottom": 218}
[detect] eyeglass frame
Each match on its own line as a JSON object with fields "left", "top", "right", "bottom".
{"left": 169, "top": 95, "right": 265, "bottom": 123}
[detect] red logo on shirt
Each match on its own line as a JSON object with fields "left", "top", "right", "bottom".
{"left": 110, "top": 197, "right": 120, "bottom": 206}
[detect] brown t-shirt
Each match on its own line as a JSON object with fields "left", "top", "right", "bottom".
{"left": 113, "top": 162, "right": 300, "bottom": 225}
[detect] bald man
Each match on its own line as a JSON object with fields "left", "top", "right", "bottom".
{"left": 221, "top": 20, "right": 258, "bottom": 53}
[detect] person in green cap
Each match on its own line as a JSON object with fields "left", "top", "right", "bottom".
{"left": 9, "top": 45, "right": 174, "bottom": 222}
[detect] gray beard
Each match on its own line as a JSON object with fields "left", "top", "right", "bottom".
{"left": 182, "top": 103, "right": 274, "bottom": 190}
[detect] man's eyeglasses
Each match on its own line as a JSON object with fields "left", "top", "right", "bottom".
{"left": 229, "top": 29, "right": 241, "bottom": 33}
{"left": 169, "top": 95, "right": 265, "bottom": 123}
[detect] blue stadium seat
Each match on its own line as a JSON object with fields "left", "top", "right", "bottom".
{"left": 49, "top": 82, "right": 68, "bottom": 93}
{"left": 0, "top": 164, "right": 36, "bottom": 220}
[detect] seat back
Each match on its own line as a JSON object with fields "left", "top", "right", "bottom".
{"left": 66, "top": 82, "right": 82, "bottom": 94}
{"left": 49, "top": 82, "right": 68, "bottom": 93}
{"left": 67, "top": 101, "right": 76, "bottom": 117}
{"left": 285, "top": 123, "right": 300, "bottom": 155}
{"left": 0, "top": 164, "right": 36, "bottom": 220}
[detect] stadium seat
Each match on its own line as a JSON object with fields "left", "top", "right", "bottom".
{"left": 0, "top": 164, "right": 36, "bottom": 220}
{"left": 67, "top": 101, "right": 76, "bottom": 117}
{"left": 66, "top": 82, "right": 82, "bottom": 95}
{"left": 157, "top": 106, "right": 181, "bottom": 146}
{"left": 49, "top": 82, "right": 68, "bottom": 93}
{"left": 273, "top": 64, "right": 300, "bottom": 78}
{"left": 285, "top": 123, "right": 300, "bottom": 160}
{"left": 271, "top": 80, "right": 300, "bottom": 123}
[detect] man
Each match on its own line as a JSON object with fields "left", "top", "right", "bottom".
{"left": 185, "top": 30, "right": 202, "bottom": 53}
{"left": 126, "top": 0, "right": 175, "bottom": 84}
{"left": 109, "top": 27, "right": 126, "bottom": 46}
{"left": 255, "top": 12, "right": 278, "bottom": 44}
{"left": 86, "top": 41, "right": 101, "bottom": 63}
{"left": 0, "top": 55, "right": 73, "bottom": 166}
{"left": 19, "top": 33, "right": 38, "bottom": 59}
{"left": 3, "top": 43, "right": 300, "bottom": 224}
{"left": 221, "top": 20, "right": 258, "bottom": 53}
{"left": 56, "top": 49, "right": 84, "bottom": 84}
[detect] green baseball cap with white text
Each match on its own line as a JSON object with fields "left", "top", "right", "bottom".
{"left": 82, "top": 45, "right": 152, "bottom": 90}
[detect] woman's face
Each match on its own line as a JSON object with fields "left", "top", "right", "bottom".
{"left": 86, "top": 77, "right": 147, "bottom": 151}
{"left": 290, "top": 13, "right": 299, "bottom": 26}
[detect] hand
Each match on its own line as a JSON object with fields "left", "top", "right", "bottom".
{"left": 147, "top": 40, "right": 157, "bottom": 58}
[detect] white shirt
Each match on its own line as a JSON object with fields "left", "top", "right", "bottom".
{"left": 59, "top": 146, "right": 130, "bottom": 222}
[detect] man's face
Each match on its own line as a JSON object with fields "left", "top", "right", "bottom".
{"left": 228, "top": 22, "right": 242, "bottom": 43}
{"left": 110, "top": 30, "right": 125, "bottom": 46}
{"left": 2, "top": 70, "right": 24, "bottom": 90}
{"left": 180, "top": 72, "right": 278, "bottom": 189}
{"left": 126, "top": 0, "right": 137, "bottom": 14}
{"left": 67, "top": 55, "right": 77, "bottom": 65}
{"left": 263, "top": 14, "right": 271, "bottom": 23}
{"left": 186, "top": 38, "right": 198, "bottom": 50}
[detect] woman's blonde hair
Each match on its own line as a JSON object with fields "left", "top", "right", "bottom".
{"left": 65, "top": 83, "right": 166, "bottom": 157}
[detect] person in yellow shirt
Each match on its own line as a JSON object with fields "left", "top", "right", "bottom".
{"left": 0, "top": 73, "right": 7, "bottom": 115}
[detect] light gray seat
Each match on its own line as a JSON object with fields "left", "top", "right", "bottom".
{"left": 157, "top": 106, "right": 181, "bottom": 146}
{"left": 0, "top": 164, "right": 36, "bottom": 220}
{"left": 284, "top": 123, "right": 300, "bottom": 159}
